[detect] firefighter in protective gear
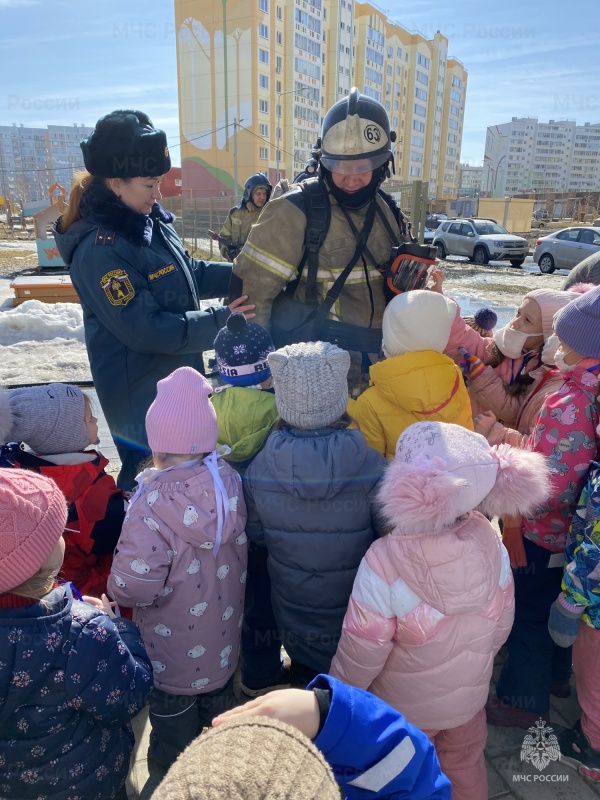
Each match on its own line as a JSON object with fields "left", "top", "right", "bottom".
{"left": 219, "top": 173, "right": 272, "bottom": 260}
{"left": 233, "top": 88, "right": 401, "bottom": 394}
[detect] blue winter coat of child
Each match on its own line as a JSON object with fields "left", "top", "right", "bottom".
{"left": 0, "top": 585, "right": 153, "bottom": 800}
{"left": 311, "top": 674, "right": 451, "bottom": 799}
{"left": 243, "top": 426, "right": 387, "bottom": 673}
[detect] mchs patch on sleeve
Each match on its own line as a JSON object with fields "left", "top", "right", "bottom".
{"left": 101, "top": 269, "right": 135, "bottom": 306}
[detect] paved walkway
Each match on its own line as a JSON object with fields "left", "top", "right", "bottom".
{"left": 91, "top": 391, "right": 599, "bottom": 799}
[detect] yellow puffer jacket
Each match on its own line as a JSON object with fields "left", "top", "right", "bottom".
{"left": 349, "top": 351, "right": 474, "bottom": 459}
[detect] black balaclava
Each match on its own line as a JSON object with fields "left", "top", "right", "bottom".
{"left": 322, "top": 164, "right": 387, "bottom": 210}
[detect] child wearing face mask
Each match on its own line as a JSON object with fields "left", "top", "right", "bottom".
{"left": 443, "top": 287, "right": 590, "bottom": 421}
{"left": 487, "top": 285, "right": 600, "bottom": 730}
{"left": 0, "top": 383, "right": 127, "bottom": 598}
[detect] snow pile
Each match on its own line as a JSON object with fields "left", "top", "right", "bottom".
{"left": 0, "top": 299, "right": 84, "bottom": 345}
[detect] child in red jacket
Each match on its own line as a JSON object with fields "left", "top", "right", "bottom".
{"left": 0, "top": 383, "right": 126, "bottom": 597}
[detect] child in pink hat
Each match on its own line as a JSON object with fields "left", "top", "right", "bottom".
{"left": 107, "top": 366, "right": 248, "bottom": 789}
{"left": 0, "top": 468, "right": 152, "bottom": 800}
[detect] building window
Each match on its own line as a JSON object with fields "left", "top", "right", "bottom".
{"left": 387, "top": 46, "right": 393, "bottom": 57}
{"left": 416, "top": 71, "right": 428, "bottom": 85}
{"left": 259, "top": 99, "right": 269, "bottom": 113}
{"left": 277, "top": 4, "right": 282, "bottom": 19}
{"left": 260, "top": 146, "right": 269, "bottom": 160}
{"left": 397, "top": 47, "right": 402, "bottom": 58}
{"left": 277, "top": 31, "right": 282, "bottom": 45}
{"left": 415, "top": 88, "right": 427, "bottom": 101}
{"left": 259, "top": 48, "right": 269, "bottom": 64}
{"left": 259, "top": 23, "right": 269, "bottom": 38}
{"left": 259, "top": 74, "right": 269, "bottom": 89}
{"left": 450, "top": 104, "right": 460, "bottom": 116}
{"left": 413, "top": 120, "right": 425, "bottom": 132}
{"left": 414, "top": 103, "right": 426, "bottom": 117}
{"left": 417, "top": 53, "right": 430, "bottom": 69}
{"left": 259, "top": 123, "right": 269, "bottom": 137}
{"left": 452, "top": 76, "right": 462, "bottom": 87}
{"left": 259, "top": 0, "right": 268, "bottom": 10}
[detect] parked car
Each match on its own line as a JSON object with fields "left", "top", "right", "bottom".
{"left": 425, "top": 212, "right": 448, "bottom": 230}
{"left": 432, "top": 218, "right": 529, "bottom": 267}
{"left": 533, "top": 226, "right": 600, "bottom": 273}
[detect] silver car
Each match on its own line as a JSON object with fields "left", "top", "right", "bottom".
{"left": 433, "top": 218, "right": 529, "bottom": 267}
{"left": 533, "top": 226, "right": 600, "bottom": 274}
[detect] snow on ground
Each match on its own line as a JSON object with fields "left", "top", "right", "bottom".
{"left": 0, "top": 240, "right": 38, "bottom": 251}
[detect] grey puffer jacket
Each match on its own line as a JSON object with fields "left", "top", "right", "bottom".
{"left": 243, "top": 427, "right": 387, "bottom": 672}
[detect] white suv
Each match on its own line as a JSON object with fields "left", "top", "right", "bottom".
{"left": 433, "top": 218, "right": 529, "bottom": 267}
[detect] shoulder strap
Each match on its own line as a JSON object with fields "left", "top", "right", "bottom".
{"left": 316, "top": 197, "right": 378, "bottom": 319}
{"left": 301, "top": 179, "right": 331, "bottom": 308}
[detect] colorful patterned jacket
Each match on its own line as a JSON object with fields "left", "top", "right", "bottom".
{"left": 522, "top": 360, "right": 599, "bottom": 553}
{"left": 561, "top": 462, "right": 600, "bottom": 628}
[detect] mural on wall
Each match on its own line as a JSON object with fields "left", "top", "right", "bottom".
{"left": 178, "top": 8, "right": 253, "bottom": 196}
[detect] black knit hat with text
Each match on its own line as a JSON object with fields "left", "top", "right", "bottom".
{"left": 214, "top": 313, "right": 275, "bottom": 386}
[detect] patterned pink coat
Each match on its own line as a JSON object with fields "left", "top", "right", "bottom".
{"left": 108, "top": 459, "right": 247, "bottom": 695}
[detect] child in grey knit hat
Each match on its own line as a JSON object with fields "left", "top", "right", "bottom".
{"left": 242, "top": 341, "right": 388, "bottom": 687}
{"left": 0, "top": 383, "right": 127, "bottom": 599}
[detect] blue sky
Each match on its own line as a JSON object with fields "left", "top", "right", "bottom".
{"left": 1, "top": 0, "right": 597, "bottom": 168}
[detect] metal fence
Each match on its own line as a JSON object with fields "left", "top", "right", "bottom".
{"left": 161, "top": 179, "right": 429, "bottom": 255}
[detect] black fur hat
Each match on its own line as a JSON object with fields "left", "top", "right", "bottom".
{"left": 81, "top": 110, "right": 171, "bottom": 178}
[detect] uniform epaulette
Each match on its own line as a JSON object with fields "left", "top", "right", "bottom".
{"left": 228, "top": 206, "right": 238, "bottom": 214}
{"left": 94, "top": 228, "right": 117, "bottom": 246}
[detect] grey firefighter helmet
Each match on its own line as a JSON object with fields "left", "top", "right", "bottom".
{"left": 242, "top": 173, "right": 273, "bottom": 206}
{"left": 320, "top": 88, "right": 396, "bottom": 175}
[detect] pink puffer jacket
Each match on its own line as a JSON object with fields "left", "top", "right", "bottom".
{"left": 330, "top": 511, "right": 514, "bottom": 731}
{"left": 444, "top": 303, "right": 540, "bottom": 419}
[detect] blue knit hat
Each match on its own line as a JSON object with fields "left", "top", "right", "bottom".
{"left": 214, "top": 314, "right": 275, "bottom": 386}
{"left": 554, "top": 284, "right": 600, "bottom": 359}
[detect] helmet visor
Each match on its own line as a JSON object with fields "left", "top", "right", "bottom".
{"left": 321, "top": 151, "right": 390, "bottom": 175}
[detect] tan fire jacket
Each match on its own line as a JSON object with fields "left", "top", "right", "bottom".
{"left": 219, "top": 202, "right": 263, "bottom": 258}
{"left": 233, "top": 181, "right": 400, "bottom": 331}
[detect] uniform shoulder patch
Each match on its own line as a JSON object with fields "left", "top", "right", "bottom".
{"left": 100, "top": 269, "right": 135, "bottom": 306}
{"left": 94, "top": 228, "right": 117, "bottom": 246}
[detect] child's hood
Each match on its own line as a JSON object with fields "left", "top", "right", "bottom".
{"left": 384, "top": 512, "right": 503, "bottom": 616}
{"left": 260, "top": 428, "right": 378, "bottom": 500}
{"left": 131, "top": 461, "right": 243, "bottom": 548}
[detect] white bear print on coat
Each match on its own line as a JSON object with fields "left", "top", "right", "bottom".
{"left": 147, "top": 490, "right": 159, "bottom": 507}
{"left": 151, "top": 661, "right": 167, "bottom": 673}
{"left": 186, "top": 559, "right": 201, "bottom": 574}
{"left": 222, "top": 606, "right": 234, "bottom": 621}
{"left": 143, "top": 516, "right": 160, "bottom": 532}
{"left": 220, "top": 644, "right": 233, "bottom": 668}
{"left": 189, "top": 602, "right": 208, "bottom": 617}
{"left": 240, "top": 570, "right": 247, "bottom": 584}
{"left": 113, "top": 575, "right": 126, "bottom": 588}
{"left": 235, "top": 532, "right": 247, "bottom": 545}
{"left": 216, "top": 564, "right": 230, "bottom": 580}
{"left": 187, "top": 644, "right": 206, "bottom": 658}
{"left": 183, "top": 505, "right": 199, "bottom": 526}
{"left": 154, "top": 624, "right": 172, "bottom": 637}
{"left": 229, "top": 495, "right": 238, "bottom": 513}
{"left": 129, "top": 558, "right": 150, "bottom": 575}
{"left": 191, "top": 678, "right": 210, "bottom": 689}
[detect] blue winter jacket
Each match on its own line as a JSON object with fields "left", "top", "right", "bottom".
{"left": 0, "top": 585, "right": 153, "bottom": 799}
{"left": 310, "top": 674, "right": 451, "bottom": 799}
{"left": 243, "top": 426, "right": 387, "bottom": 672}
{"left": 54, "top": 181, "right": 232, "bottom": 455}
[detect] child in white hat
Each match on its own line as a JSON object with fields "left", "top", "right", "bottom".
{"left": 350, "top": 290, "right": 474, "bottom": 459}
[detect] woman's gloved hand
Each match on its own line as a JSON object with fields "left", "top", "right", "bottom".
{"left": 458, "top": 346, "right": 486, "bottom": 380}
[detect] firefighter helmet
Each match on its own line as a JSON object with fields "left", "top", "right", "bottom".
{"left": 242, "top": 173, "right": 272, "bottom": 205}
{"left": 320, "top": 88, "right": 396, "bottom": 175}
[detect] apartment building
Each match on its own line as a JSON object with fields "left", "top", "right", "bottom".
{"left": 483, "top": 117, "right": 600, "bottom": 197}
{"left": 0, "top": 123, "right": 93, "bottom": 204}
{"left": 458, "top": 163, "right": 483, "bottom": 196}
{"left": 174, "top": 0, "right": 467, "bottom": 201}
